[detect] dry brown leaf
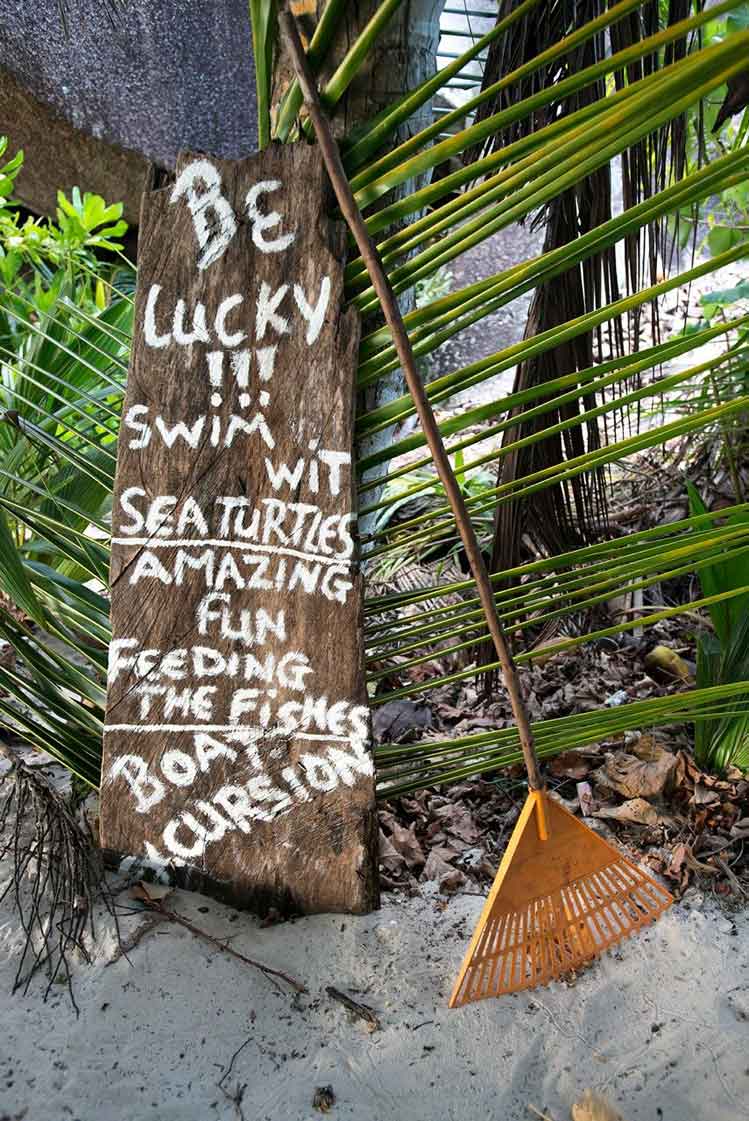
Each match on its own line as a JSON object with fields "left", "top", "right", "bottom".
{"left": 674, "top": 748, "right": 702, "bottom": 785}
{"left": 666, "top": 841, "right": 692, "bottom": 892}
{"left": 130, "top": 880, "right": 173, "bottom": 903}
{"left": 571, "top": 1089, "right": 624, "bottom": 1121}
{"left": 421, "top": 847, "right": 457, "bottom": 884}
{"left": 593, "top": 798, "right": 659, "bottom": 826}
{"left": 430, "top": 802, "right": 481, "bottom": 845}
{"left": 593, "top": 740, "right": 676, "bottom": 799}
{"left": 693, "top": 781, "right": 721, "bottom": 806}
{"left": 439, "top": 867, "right": 467, "bottom": 894}
{"left": 388, "top": 821, "right": 426, "bottom": 870}
{"left": 378, "top": 829, "right": 406, "bottom": 876}
{"left": 550, "top": 750, "right": 594, "bottom": 781}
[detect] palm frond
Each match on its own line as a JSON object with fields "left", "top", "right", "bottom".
{"left": 376, "top": 682, "right": 749, "bottom": 795}
{"left": 0, "top": 0, "right": 748, "bottom": 793}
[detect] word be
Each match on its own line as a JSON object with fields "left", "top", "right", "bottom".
{"left": 171, "top": 161, "right": 297, "bottom": 269}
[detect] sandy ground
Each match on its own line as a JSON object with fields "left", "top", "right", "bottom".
{"left": 2, "top": 196, "right": 747, "bottom": 1121}
{"left": 1, "top": 875, "right": 747, "bottom": 1121}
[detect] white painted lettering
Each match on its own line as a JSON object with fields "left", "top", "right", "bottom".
{"left": 293, "top": 275, "right": 330, "bottom": 344}
{"left": 246, "top": 180, "right": 295, "bottom": 254}
{"left": 215, "top": 293, "right": 246, "bottom": 347}
{"left": 255, "top": 282, "right": 289, "bottom": 340}
{"left": 109, "top": 754, "right": 165, "bottom": 813}
{"left": 170, "top": 159, "right": 237, "bottom": 270}
{"left": 143, "top": 284, "right": 171, "bottom": 348}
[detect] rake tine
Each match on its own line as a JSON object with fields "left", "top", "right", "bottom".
{"left": 449, "top": 795, "right": 674, "bottom": 1004}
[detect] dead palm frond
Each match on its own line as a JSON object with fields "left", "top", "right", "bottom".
{"left": 0, "top": 742, "right": 112, "bottom": 1011}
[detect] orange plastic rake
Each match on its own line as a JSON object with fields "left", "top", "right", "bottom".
{"left": 281, "top": 7, "right": 673, "bottom": 1009}
{"left": 449, "top": 791, "right": 673, "bottom": 1006}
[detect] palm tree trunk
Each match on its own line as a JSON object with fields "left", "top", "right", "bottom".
{"left": 272, "top": 1, "right": 446, "bottom": 533}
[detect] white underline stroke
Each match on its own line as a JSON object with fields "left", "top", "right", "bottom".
{"left": 110, "top": 537, "right": 353, "bottom": 568}
{"left": 104, "top": 724, "right": 353, "bottom": 740}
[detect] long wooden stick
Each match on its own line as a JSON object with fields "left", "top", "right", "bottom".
{"left": 279, "top": 8, "right": 543, "bottom": 791}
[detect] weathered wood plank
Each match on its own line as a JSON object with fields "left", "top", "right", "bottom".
{"left": 100, "top": 144, "right": 379, "bottom": 915}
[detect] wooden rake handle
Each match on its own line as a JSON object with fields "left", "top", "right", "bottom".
{"left": 279, "top": 7, "right": 543, "bottom": 792}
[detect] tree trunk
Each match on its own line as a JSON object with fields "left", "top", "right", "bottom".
{"left": 272, "top": 1, "right": 446, "bottom": 531}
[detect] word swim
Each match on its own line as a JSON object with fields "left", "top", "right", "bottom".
{"left": 107, "top": 731, "right": 374, "bottom": 861}
{"left": 124, "top": 402, "right": 274, "bottom": 451}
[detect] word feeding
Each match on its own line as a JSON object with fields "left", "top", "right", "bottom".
{"left": 100, "top": 148, "right": 378, "bottom": 913}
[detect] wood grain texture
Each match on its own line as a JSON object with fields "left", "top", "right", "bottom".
{"left": 100, "top": 143, "right": 378, "bottom": 915}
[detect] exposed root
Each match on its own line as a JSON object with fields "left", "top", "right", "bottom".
{"left": 0, "top": 743, "right": 113, "bottom": 1012}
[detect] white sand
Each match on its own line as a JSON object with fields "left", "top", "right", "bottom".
{"left": 1, "top": 879, "right": 747, "bottom": 1121}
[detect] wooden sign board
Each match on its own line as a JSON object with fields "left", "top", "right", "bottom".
{"left": 100, "top": 145, "right": 379, "bottom": 915}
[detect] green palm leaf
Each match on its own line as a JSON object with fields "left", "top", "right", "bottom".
{"left": 1, "top": 0, "right": 748, "bottom": 791}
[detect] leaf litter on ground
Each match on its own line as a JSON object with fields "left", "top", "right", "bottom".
{"left": 375, "top": 618, "right": 749, "bottom": 906}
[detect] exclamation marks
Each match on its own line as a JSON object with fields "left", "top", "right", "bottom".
{"left": 204, "top": 348, "right": 276, "bottom": 411}
{"left": 201, "top": 346, "right": 277, "bottom": 449}
{"left": 231, "top": 351, "right": 252, "bottom": 409}
{"left": 255, "top": 346, "right": 276, "bottom": 410}
{"left": 206, "top": 351, "right": 224, "bottom": 408}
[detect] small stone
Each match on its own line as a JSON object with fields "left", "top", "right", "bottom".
{"left": 313, "top": 1085, "right": 335, "bottom": 1113}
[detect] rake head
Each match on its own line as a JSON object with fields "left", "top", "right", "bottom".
{"left": 449, "top": 790, "right": 673, "bottom": 1007}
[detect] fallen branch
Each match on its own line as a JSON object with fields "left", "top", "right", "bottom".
{"left": 218, "top": 1033, "right": 253, "bottom": 1121}
{"left": 131, "top": 883, "right": 307, "bottom": 993}
{"left": 714, "top": 854, "right": 747, "bottom": 899}
{"left": 326, "top": 985, "right": 381, "bottom": 1030}
{"left": 527, "top": 1106, "right": 557, "bottom": 1121}
{"left": 106, "top": 911, "right": 166, "bottom": 966}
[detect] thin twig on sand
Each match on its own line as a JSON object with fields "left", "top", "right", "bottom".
{"left": 326, "top": 985, "right": 381, "bottom": 1030}
{"left": 218, "top": 1034, "right": 253, "bottom": 1121}
{"left": 106, "top": 911, "right": 166, "bottom": 966}
{"left": 131, "top": 883, "right": 307, "bottom": 994}
{"left": 527, "top": 1106, "right": 558, "bottom": 1121}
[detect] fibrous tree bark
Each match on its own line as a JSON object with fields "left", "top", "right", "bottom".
{"left": 272, "top": 1, "right": 446, "bottom": 530}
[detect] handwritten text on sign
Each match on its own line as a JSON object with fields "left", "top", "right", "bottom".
{"left": 100, "top": 147, "right": 378, "bottom": 914}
